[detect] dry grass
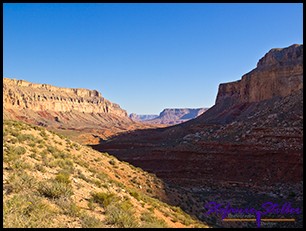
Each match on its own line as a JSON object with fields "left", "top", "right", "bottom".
{"left": 3, "top": 119, "right": 208, "bottom": 228}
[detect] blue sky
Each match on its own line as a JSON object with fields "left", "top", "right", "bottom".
{"left": 3, "top": 3, "right": 303, "bottom": 114}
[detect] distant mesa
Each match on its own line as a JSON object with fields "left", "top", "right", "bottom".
{"left": 3, "top": 77, "right": 132, "bottom": 131}
{"left": 130, "top": 108, "right": 209, "bottom": 125}
{"left": 129, "top": 113, "right": 159, "bottom": 122}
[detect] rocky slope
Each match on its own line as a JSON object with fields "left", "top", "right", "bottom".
{"left": 91, "top": 44, "right": 303, "bottom": 228}
{"left": 130, "top": 108, "right": 208, "bottom": 125}
{"left": 3, "top": 78, "right": 127, "bottom": 116}
{"left": 93, "top": 44, "right": 303, "bottom": 190}
{"left": 3, "top": 120, "right": 208, "bottom": 228}
{"left": 3, "top": 78, "right": 160, "bottom": 141}
{"left": 201, "top": 44, "right": 303, "bottom": 124}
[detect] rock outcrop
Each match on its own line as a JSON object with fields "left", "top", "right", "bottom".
{"left": 129, "top": 113, "right": 159, "bottom": 121}
{"left": 199, "top": 44, "right": 303, "bottom": 124}
{"left": 130, "top": 108, "right": 208, "bottom": 125}
{"left": 93, "top": 44, "right": 303, "bottom": 189}
{"left": 3, "top": 78, "right": 127, "bottom": 116}
{"left": 3, "top": 78, "right": 138, "bottom": 135}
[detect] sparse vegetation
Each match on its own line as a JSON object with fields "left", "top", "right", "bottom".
{"left": 38, "top": 180, "right": 73, "bottom": 199}
{"left": 3, "top": 193, "right": 55, "bottom": 228}
{"left": 140, "top": 212, "right": 168, "bottom": 228}
{"left": 91, "top": 191, "right": 118, "bottom": 208}
{"left": 105, "top": 200, "right": 138, "bottom": 228}
{"left": 80, "top": 213, "right": 104, "bottom": 228}
{"left": 3, "top": 120, "right": 207, "bottom": 228}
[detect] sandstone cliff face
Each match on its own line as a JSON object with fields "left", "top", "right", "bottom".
{"left": 3, "top": 78, "right": 127, "bottom": 117}
{"left": 94, "top": 44, "right": 303, "bottom": 189}
{"left": 216, "top": 44, "right": 303, "bottom": 106}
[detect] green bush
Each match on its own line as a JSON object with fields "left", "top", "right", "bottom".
{"left": 39, "top": 131, "right": 48, "bottom": 138}
{"left": 47, "top": 146, "right": 60, "bottom": 155}
{"left": 7, "top": 171, "right": 37, "bottom": 193}
{"left": 55, "top": 172, "right": 71, "bottom": 184}
{"left": 16, "top": 133, "right": 36, "bottom": 143}
{"left": 129, "top": 190, "right": 140, "bottom": 201}
{"left": 3, "top": 193, "right": 55, "bottom": 228}
{"left": 38, "top": 180, "right": 73, "bottom": 199}
{"left": 80, "top": 213, "right": 104, "bottom": 228}
{"left": 55, "top": 197, "right": 80, "bottom": 217}
{"left": 105, "top": 200, "right": 138, "bottom": 228}
{"left": 12, "top": 146, "right": 27, "bottom": 155}
{"left": 35, "top": 164, "right": 46, "bottom": 173}
{"left": 53, "top": 159, "right": 74, "bottom": 173}
{"left": 11, "top": 159, "right": 33, "bottom": 170}
{"left": 140, "top": 212, "right": 168, "bottom": 228}
{"left": 109, "top": 159, "right": 116, "bottom": 165}
{"left": 4, "top": 146, "right": 27, "bottom": 162}
{"left": 91, "top": 192, "right": 118, "bottom": 208}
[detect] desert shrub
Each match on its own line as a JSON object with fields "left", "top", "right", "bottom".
{"left": 11, "top": 159, "right": 33, "bottom": 170}
{"left": 129, "top": 190, "right": 140, "bottom": 201}
{"left": 71, "top": 143, "right": 81, "bottom": 150}
{"left": 37, "top": 144, "right": 44, "bottom": 149}
{"left": 77, "top": 172, "right": 90, "bottom": 183}
{"left": 3, "top": 193, "right": 55, "bottom": 228}
{"left": 30, "top": 147, "right": 38, "bottom": 154}
{"left": 94, "top": 157, "right": 102, "bottom": 162}
{"left": 80, "top": 213, "right": 104, "bottom": 228}
{"left": 12, "top": 146, "right": 27, "bottom": 155}
{"left": 55, "top": 197, "right": 80, "bottom": 217}
{"left": 53, "top": 159, "right": 74, "bottom": 173}
{"left": 55, "top": 172, "right": 71, "bottom": 184}
{"left": 140, "top": 212, "right": 168, "bottom": 228}
{"left": 47, "top": 146, "right": 60, "bottom": 155}
{"left": 105, "top": 200, "right": 138, "bottom": 228}
{"left": 89, "top": 167, "right": 98, "bottom": 174}
{"left": 16, "top": 133, "right": 36, "bottom": 143}
{"left": 8, "top": 137, "right": 18, "bottom": 144}
{"left": 87, "top": 199, "right": 96, "bottom": 210}
{"left": 29, "top": 153, "right": 37, "bottom": 159}
{"left": 91, "top": 192, "right": 118, "bottom": 208}
{"left": 130, "top": 177, "right": 138, "bottom": 184}
{"left": 96, "top": 172, "right": 108, "bottom": 181}
{"left": 28, "top": 141, "right": 36, "bottom": 147}
{"left": 35, "top": 164, "right": 46, "bottom": 173}
{"left": 39, "top": 130, "right": 48, "bottom": 138}
{"left": 93, "top": 179, "right": 102, "bottom": 187}
{"left": 171, "top": 217, "right": 179, "bottom": 223}
{"left": 38, "top": 180, "right": 73, "bottom": 199}
{"left": 7, "top": 171, "right": 37, "bottom": 193}
{"left": 53, "top": 151, "right": 69, "bottom": 159}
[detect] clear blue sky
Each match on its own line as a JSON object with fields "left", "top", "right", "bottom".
{"left": 3, "top": 3, "right": 303, "bottom": 114}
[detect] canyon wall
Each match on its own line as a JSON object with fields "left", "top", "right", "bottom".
{"left": 94, "top": 44, "right": 303, "bottom": 188}
{"left": 216, "top": 44, "right": 303, "bottom": 105}
{"left": 3, "top": 78, "right": 127, "bottom": 117}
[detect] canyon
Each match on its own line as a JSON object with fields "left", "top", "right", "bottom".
{"left": 130, "top": 108, "right": 208, "bottom": 125}
{"left": 91, "top": 44, "right": 303, "bottom": 227}
{"left": 93, "top": 44, "right": 303, "bottom": 187}
{"left": 3, "top": 78, "right": 160, "bottom": 142}
{"left": 3, "top": 44, "right": 303, "bottom": 228}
